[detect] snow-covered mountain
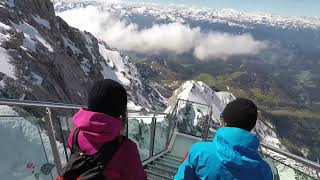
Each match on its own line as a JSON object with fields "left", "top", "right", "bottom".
{"left": 53, "top": 1, "right": 320, "bottom": 30}
{"left": 166, "top": 80, "right": 282, "bottom": 146}
{"left": 52, "top": 1, "right": 320, "bottom": 56}
{"left": 0, "top": 0, "right": 165, "bottom": 110}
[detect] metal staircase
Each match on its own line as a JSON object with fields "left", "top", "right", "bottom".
{"left": 144, "top": 152, "right": 182, "bottom": 180}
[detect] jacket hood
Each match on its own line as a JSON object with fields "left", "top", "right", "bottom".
{"left": 213, "top": 127, "right": 262, "bottom": 170}
{"left": 68, "top": 108, "right": 123, "bottom": 155}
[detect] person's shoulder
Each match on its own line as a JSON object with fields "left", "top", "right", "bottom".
{"left": 190, "top": 141, "right": 212, "bottom": 153}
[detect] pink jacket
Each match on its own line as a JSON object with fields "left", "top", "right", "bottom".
{"left": 68, "top": 109, "right": 147, "bottom": 180}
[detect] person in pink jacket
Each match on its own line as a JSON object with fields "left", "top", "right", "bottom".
{"left": 67, "top": 79, "right": 147, "bottom": 180}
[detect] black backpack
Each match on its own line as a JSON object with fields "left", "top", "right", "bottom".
{"left": 58, "top": 128, "right": 125, "bottom": 180}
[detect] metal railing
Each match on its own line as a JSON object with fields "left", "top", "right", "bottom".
{"left": 260, "top": 142, "right": 320, "bottom": 172}
{"left": 0, "top": 98, "right": 172, "bottom": 177}
{"left": 1, "top": 98, "right": 319, "bottom": 179}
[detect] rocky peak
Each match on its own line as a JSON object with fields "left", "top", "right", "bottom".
{"left": 0, "top": 0, "right": 166, "bottom": 110}
{"left": 15, "top": 0, "right": 55, "bottom": 20}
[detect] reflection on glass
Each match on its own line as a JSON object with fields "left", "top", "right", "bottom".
{"left": 174, "top": 100, "right": 210, "bottom": 137}
{"left": 128, "top": 114, "right": 153, "bottom": 161}
{"left": 153, "top": 115, "right": 169, "bottom": 155}
{"left": 262, "top": 152, "right": 319, "bottom": 180}
{"left": 0, "top": 105, "right": 55, "bottom": 180}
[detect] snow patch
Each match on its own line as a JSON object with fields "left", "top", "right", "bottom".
{"left": 62, "top": 36, "right": 81, "bottom": 54}
{"left": 128, "top": 101, "right": 143, "bottom": 111}
{"left": 99, "top": 61, "right": 119, "bottom": 82}
{"left": 32, "top": 16, "right": 51, "bottom": 29}
{"left": 21, "top": 34, "right": 36, "bottom": 52}
{"left": 31, "top": 72, "right": 43, "bottom": 86}
{"left": 80, "top": 58, "right": 90, "bottom": 75}
{"left": 0, "top": 22, "right": 11, "bottom": 44}
{"left": 85, "top": 44, "right": 96, "bottom": 62}
{"left": 4, "top": 0, "right": 15, "bottom": 8}
{"left": 99, "top": 44, "right": 131, "bottom": 86}
{"left": 0, "top": 22, "right": 11, "bottom": 31}
{"left": 0, "top": 47, "right": 16, "bottom": 79}
{"left": 82, "top": 32, "right": 92, "bottom": 45}
{"left": 0, "top": 79, "right": 5, "bottom": 87}
{"left": 13, "top": 21, "right": 53, "bottom": 52}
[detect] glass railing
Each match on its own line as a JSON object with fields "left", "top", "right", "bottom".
{"left": 1, "top": 98, "right": 319, "bottom": 180}
{"left": 0, "top": 104, "right": 57, "bottom": 180}
{"left": 0, "top": 98, "right": 173, "bottom": 179}
{"left": 127, "top": 112, "right": 171, "bottom": 161}
{"left": 172, "top": 99, "right": 211, "bottom": 138}
{"left": 261, "top": 144, "right": 320, "bottom": 179}
{"left": 128, "top": 114, "right": 153, "bottom": 161}
{"left": 153, "top": 114, "right": 170, "bottom": 155}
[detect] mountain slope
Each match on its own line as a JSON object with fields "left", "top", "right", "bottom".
{"left": 0, "top": 0, "right": 165, "bottom": 110}
{"left": 167, "top": 80, "right": 282, "bottom": 146}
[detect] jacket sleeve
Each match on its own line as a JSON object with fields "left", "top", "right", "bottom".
{"left": 174, "top": 145, "right": 198, "bottom": 180}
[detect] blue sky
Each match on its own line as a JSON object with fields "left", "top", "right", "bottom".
{"left": 132, "top": 0, "right": 320, "bottom": 17}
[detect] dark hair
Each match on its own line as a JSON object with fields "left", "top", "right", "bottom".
{"left": 222, "top": 98, "right": 258, "bottom": 131}
{"left": 88, "top": 79, "right": 127, "bottom": 119}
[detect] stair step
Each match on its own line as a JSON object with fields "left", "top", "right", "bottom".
{"left": 158, "top": 158, "right": 181, "bottom": 166}
{"left": 145, "top": 169, "right": 173, "bottom": 180}
{"left": 154, "top": 160, "right": 180, "bottom": 170}
{"left": 161, "top": 155, "right": 183, "bottom": 163}
{"left": 147, "top": 164, "right": 177, "bottom": 176}
{"left": 165, "top": 153, "right": 183, "bottom": 161}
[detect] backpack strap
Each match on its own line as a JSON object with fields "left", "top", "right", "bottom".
{"left": 71, "top": 128, "right": 81, "bottom": 153}
{"left": 94, "top": 136, "right": 127, "bottom": 168}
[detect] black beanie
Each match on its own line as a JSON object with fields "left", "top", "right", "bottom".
{"left": 88, "top": 79, "right": 127, "bottom": 118}
{"left": 222, "top": 98, "right": 258, "bottom": 131}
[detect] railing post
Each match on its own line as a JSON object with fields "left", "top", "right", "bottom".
{"left": 202, "top": 106, "right": 212, "bottom": 141}
{"left": 165, "top": 115, "right": 172, "bottom": 148}
{"left": 45, "top": 107, "right": 63, "bottom": 175}
{"left": 149, "top": 115, "right": 156, "bottom": 158}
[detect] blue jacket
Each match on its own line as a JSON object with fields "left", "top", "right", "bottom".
{"left": 174, "top": 127, "right": 273, "bottom": 180}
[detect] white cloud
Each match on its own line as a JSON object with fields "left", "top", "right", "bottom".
{"left": 194, "top": 33, "right": 268, "bottom": 60}
{"left": 57, "top": 5, "right": 268, "bottom": 60}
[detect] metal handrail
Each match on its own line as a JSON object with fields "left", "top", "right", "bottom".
{"left": 177, "top": 98, "right": 210, "bottom": 107}
{"left": 260, "top": 142, "right": 320, "bottom": 172}
{"left": 2, "top": 98, "right": 319, "bottom": 174}
{"left": 0, "top": 98, "right": 169, "bottom": 115}
{"left": 0, "top": 98, "right": 83, "bottom": 109}
{"left": 0, "top": 98, "right": 171, "bottom": 176}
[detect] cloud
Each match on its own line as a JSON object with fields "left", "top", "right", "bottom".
{"left": 57, "top": 5, "right": 268, "bottom": 60}
{"left": 194, "top": 33, "right": 268, "bottom": 60}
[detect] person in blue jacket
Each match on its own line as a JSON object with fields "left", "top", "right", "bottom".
{"left": 175, "top": 98, "right": 273, "bottom": 180}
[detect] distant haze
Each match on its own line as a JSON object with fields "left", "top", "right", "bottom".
{"left": 52, "top": 0, "right": 320, "bottom": 17}
{"left": 57, "top": 5, "right": 268, "bottom": 60}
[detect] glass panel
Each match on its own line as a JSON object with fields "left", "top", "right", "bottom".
{"left": 0, "top": 105, "right": 55, "bottom": 180}
{"left": 261, "top": 149, "right": 320, "bottom": 179}
{"left": 153, "top": 114, "right": 170, "bottom": 155}
{"left": 127, "top": 113, "right": 153, "bottom": 161}
{"left": 54, "top": 108, "right": 78, "bottom": 165}
{"left": 174, "top": 100, "right": 210, "bottom": 138}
